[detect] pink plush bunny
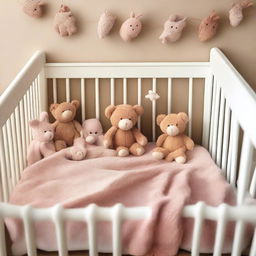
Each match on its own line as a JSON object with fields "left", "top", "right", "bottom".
{"left": 82, "top": 119, "right": 104, "bottom": 146}
{"left": 120, "top": 11, "right": 143, "bottom": 42}
{"left": 23, "top": 0, "right": 44, "bottom": 18}
{"left": 159, "top": 15, "right": 187, "bottom": 44}
{"left": 65, "top": 131, "right": 87, "bottom": 161}
{"left": 229, "top": 0, "right": 254, "bottom": 27}
{"left": 54, "top": 5, "right": 77, "bottom": 37}
{"left": 97, "top": 10, "right": 116, "bottom": 39}
{"left": 27, "top": 112, "right": 55, "bottom": 166}
{"left": 198, "top": 11, "right": 220, "bottom": 42}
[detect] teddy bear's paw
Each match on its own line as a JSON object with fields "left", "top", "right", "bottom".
{"left": 136, "top": 147, "right": 145, "bottom": 156}
{"left": 103, "top": 140, "right": 111, "bottom": 149}
{"left": 118, "top": 149, "right": 129, "bottom": 157}
{"left": 175, "top": 156, "right": 186, "bottom": 164}
{"left": 152, "top": 151, "right": 164, "bottom": 160}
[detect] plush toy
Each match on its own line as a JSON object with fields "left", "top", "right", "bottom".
{"left": 54, "top": 5, "right": 77, "bottom": 37}
{"left": 152, "top": 112, "right": 194, "bottom": 164}
{"left": 97, "top": 10, "right": 116, "bottom": 39}
{"left": 50, "top": 100, "right": 82, "bottom": 151}
{"left": 159, "top": 15, "right": 187, "bottom": 44}
{"left": 82, "top": 119, "right": 104, "bottom": 146}
{"left": 229, "top": 0, "right": 253, "bottom": 27}
{"left": 198, "top": 11, "right": 220, "bottom": 42}
{"left": 23, "top": 0, "right": 44, "bottom": 18}
{"left": 120, "top": 11, "right": 143, "bottom": 42}
{"left": 65, "top": 132, "right": 87, "bottom": 161}
{"left": 27, "top": 112, "right": 55, "bottom": 166}
{"left": 104, "top": 104, "right": 148, "bottom": 156}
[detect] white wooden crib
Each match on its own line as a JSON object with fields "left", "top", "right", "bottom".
{"left": 0, "top": 48, "right": 256, "bottom": 256}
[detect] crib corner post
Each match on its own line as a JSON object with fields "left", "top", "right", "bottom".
{"left": 38, "top": 67, "right": 48, "bottom": 113}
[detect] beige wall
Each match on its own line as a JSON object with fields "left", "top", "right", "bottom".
{"left": 0, "top": 0, "right": 256, "bottom": 93}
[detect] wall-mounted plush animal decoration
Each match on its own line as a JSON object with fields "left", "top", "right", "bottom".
{"left": 159, "top": 15, "right": 187, "bottom": 44}
{"left": 152, "top": 112, "right": 194, "bottom": 164}
{"left": 23, "top": 0, "right": 44, "bottom": 18}
{"left": 27, "top": 112, "right": 55, "bottom": 166}
{"left": 120, "top": 11, "right": 143, "bottom": 42}
{"left": 50, "top": 100, "right": 82, "bottom": 151}
{"left": 54, "top": 5, "right": 77, "bottom": 37}
{"left": 104, "top": 104, "right": 148, "bottom": 156}
{"left": 198, "top": 11, "right": 220, "bottom": 42}
{"left": 97, "top": 10, "right": 116, "bottom": 39}
{"left": 82, "top": 119, "right": 104, "bottom": 146}
{"left": 229, "top": 0, "right": 254, "bottom": 27}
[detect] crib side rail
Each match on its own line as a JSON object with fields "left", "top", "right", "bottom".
{"left": 0, "top": 51, "right": 46, "bottom": 202}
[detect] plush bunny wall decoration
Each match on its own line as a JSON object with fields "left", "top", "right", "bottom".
{"left": 120, "top": 11, "right": 143, "bottom": 42}
{"left": 27, "top": 112, "right": 55, "bottom": 165}
{"left": 159, "top": 15, "right": 187, "bottom": 44}
{"left": 198, "top": 11, "right": 220, "bottom": 42}
{"left": 54, "top": 5, "right": 77, "bottom": 37}
{"left": 97, "top": 10, "right": 116, "bottom": 39}
{"left": 229, "top": 0, "right": 254, "bottom": 27}
{"left": 82, "top": 119, "right": 104, "bottom": 146}
{"left": 23, "top": 0, "right": 44, "bottom": 18}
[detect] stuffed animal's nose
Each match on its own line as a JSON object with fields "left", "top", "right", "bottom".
{"left": 118, "top": 119, "right": 133, "bottom": 130}
{"left": 45, "top": 131, "right": 54, "bottom": 141}
{"left": 62, "top": 110, "right": 73, "bottom": 119}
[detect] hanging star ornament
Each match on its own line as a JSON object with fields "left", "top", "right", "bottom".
{"left": 145, "top": 90, "right": 160, "bottom": 101}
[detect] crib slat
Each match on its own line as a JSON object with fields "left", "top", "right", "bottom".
{"left": 95, "top": 78, "right": 100, "bottom": 119}
{"left": 188, "top": 78, "right": 193, "bottom": 138}
{"left": 249, "top": 167, "right": 256, "bottom": 198}
{"left": 123, "top": 78, "right": 127, "bottom": 104}
{"left": 34, "top": 76, "right": 40, "bottom": 117}
{"left": 112, "top": 204, "right": 123, "bottom": 256}
{"left": 23, "top": 94, "right": 30, "bottom": 148}
{"left": 209, "top": 79, "right": 217, "bottom": 153}
{"left": 19, "top": 100, "right": 27, "bottom": 168}
{"left": 26, "top": 90, "right": 33, "bottom": 141}
{"left": 53, "top": 78, "right": 58, "bottom": 104}
{"left": 167, "top": 78, "right": 172, "bottom": 114}
{"left": 32, "top": 82, "right": 37, "bottom": 119}
{"left": 152, "top": 78, "right": 157, "bottom": 142}
{"left": 213, "top": 204, "right": 227, "bottom": 256}
{"left": 86, "top": 204, "right": 98, "bottom": 256}
{"left": 191, "top": 202, "right": 205, "bottom": 256}
{"left": 137, "top": 78, "right": 142, "bottom": 130}
{"left": 30, "top": 84, "right": 36, "bottom": 119}
{"left": 81, "top": 78, "right": 85, "bottom": 121}
{"left": 249, "top": 228, "right": 256, "bottom": 256}
{"left": 22, "top": 205, "right": 37, "bottom": 256}
{"left": 111, "top": 78, "right": 115, "bottom": 105}
{"left": 231, "top": 221, "right": 245, "bottom": 256}
{"left": 0, "top": 213, "right": 7, "bottom": 256}
{"left": 66, "top": 78, "right": 70, "bottom": 102}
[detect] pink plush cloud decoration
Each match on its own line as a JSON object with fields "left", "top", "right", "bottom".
{"left": 97, "top": 10, "right": 116, "bottom": 39}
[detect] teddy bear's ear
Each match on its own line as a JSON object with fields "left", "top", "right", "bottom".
{"left": 156, "top": 114, "right": 166, "bottom": 126}
{"left": 105, "top": 105, "right": 116, "bottom": 119}
{"left": 39, "top": 112, "right": 49, "bottom": 122}
{"left": 71, "top": 100, "right": 80, "bottom": 109}
{"left": 29, "top": 119, "right": 40, "bottom": 128}
{"left": 130, "top": 11, "right": 135, "bottom": 18}
{"left": 178, "top": 112, "right": 189, "bottom": 123}
{"left": 50, "top": 103, "right": 59, "bottom": 113}
{"left": 133, "top": 105, "right": 144, "bottom": 116}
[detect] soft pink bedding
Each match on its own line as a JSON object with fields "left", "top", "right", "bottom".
{"left": 5, "top": 144, "right": 251, "bottom": 255}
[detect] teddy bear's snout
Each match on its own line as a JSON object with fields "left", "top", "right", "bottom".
{"left": 166, "top": 125, "right": 180, "bottom": 136}
{"left": 118, "top": 119, "right": 133, "bottom": 130}
{"left": 62, "top": 110, "right": 73, "bottom": 120}
{"left": 44, "top": 131, "right": 54, "bottom": 141}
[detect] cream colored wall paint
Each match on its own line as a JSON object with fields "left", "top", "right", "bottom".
{"left": 0, "top": 0, "right": 256, "bottom": 93}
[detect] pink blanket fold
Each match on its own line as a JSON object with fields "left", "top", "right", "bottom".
{"left": 6, "top": 145, "right": 241, "bottom": 256}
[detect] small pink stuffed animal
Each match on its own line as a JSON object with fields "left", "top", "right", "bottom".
{"left": 23, "top": 0, "right": 44, "bottom": 18}
{"left": 229, "top": 0, "right": 253, "bottom": 27}
{"left": 159, "top": 15, "right": 187, "bottom": 44}
{"left": 65, "top": 132, "right": 87, "bottom": 161}
{"left": 198, "top": 11, "right": 220, "bottom": 42}
{"left": 27, "top": 112, "right": 55, "bottom": 166}
{"left": 54, "top": 5, "right": 77, "bottom": 37}
{"left": 82, "top": 119, "right": 104, "bottom": 146}
{"left": 97, "top": 10, "right": 116, "bottom": 39}
{"left": 120, "top": 11, "right": 143, "bottom": 42}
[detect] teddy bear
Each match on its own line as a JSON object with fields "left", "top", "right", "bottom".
{"left": 23, "top": 0, "right": 44, "bottom": 18}
{"left": 54, "top": 5, "right": 77, "bottom": 37}
{"left": 198, "top": 11, "right": 220, "bottom": 42}
{"left": 152, "top": 112, "right": 194, "bottom": 164}
{"left": 27, "top": 112, "right": 55, "bottom": 165}
{"left": 159, "top": 15, "right": 187, "bottom": 44}
{"left": 104, "top": 104, "right": 148, "bottom": 156}
{"left": 82, "top": 118, "right": 104, "bottom": 146}
{"left": 120, "top": 11, "right": 143, "bottom": 42}
{"left": 50, "top": 100, "right": 82, "bottom": 151}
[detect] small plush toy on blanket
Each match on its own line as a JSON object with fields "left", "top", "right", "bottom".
{"left": 82, "top": 119, "right": 104, "bottom": 146}
{"left": 27, "top": 112, "right": 55, "bottom": 165}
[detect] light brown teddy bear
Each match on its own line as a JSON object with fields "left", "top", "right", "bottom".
{"left": 104, "top": 104, "right": 148, "bottom": 157}
{"left": 50, "top": 100, "right": 82, "bottom": 151}
{"left": 152, "top": 112, "right": 194, "bottom": 163}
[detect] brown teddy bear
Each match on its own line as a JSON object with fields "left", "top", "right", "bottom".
{"left": 152, "top": 112, "right": 194, "bottom": 163}
{"left": 104, "top": 104, "right": 148, "bottom": 157}
{"left": 50, "top": 100, "right": 82, "bottom": 151}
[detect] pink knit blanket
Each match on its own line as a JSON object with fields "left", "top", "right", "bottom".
{"left": 6, "top": 144, "right": 248, "bottom": 255}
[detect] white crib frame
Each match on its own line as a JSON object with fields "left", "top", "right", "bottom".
{"left": 0, "top": 48, "right": 256, "bottom": 256}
